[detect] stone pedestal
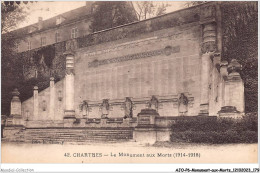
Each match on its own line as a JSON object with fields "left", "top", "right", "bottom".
{"left": 100, "top": 118, "right": 108, "bottom": 126}
{"left": 9, "top": 89, "right": 24, "bottom": 127}
{"left": 134, "top": 108, "right": 170, "bottom": 144}
{"left": 11, "top": 89, "right": 21, "bottom": 116}
{"left": 3, "top": 126, "right": 25, "bottom": 140}
{"left": 63, "top": 117, "right": 77, "bottom": 128}
{"left": 218, "top": 106, "right": 243, "bottom": 119}
{"left": 5, "top": 115, "right": 25, "bottom": 127}
{"left": 136, "top": 108, "right": 159, "bottom": 127}
{"left": 64, "top": 110, "right": 76, "bottom": 119}
{"left": 123, "top": 118, "right": 131, "bottom": 126}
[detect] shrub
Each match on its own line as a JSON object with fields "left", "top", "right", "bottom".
{"left": 171, "top": 114, "right": 258, "bottom": 143}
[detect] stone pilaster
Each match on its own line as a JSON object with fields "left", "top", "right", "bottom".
{"left": 199, "top": 23, "right": 217, "bottom": 115}
{"left": 49, "top": 77, "right": 55, "bottom": 120}
{"left": 64, "top": 51, "right": 76, "bottom": 119}
{"left": 33, "top": 86, "right": 39, "bottom": 120}
{"left": 199, "top": 5, "right": 217, "bottom": 115}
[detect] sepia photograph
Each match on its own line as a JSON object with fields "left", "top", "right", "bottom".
{"left": 1, "top": 0, "right": 258, "bottom": 167}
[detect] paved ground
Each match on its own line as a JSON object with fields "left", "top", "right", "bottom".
{"left": 1, "top": 141, "right": 258, "bottom": 163}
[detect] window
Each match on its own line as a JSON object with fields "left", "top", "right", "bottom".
{"left": 55, "top": 31, "right": 61, "bottom": 42}
{"left": 56, "top": 16, "right": 64, "bottom": 25}
{"left": 71, "top": 27, "right": 78, "bottom": 39}
{"left": 15, "top": 42, "right": 19, "bottom": 52}
{"left": 27, "top": 41, "right": 31, "bottom": 51}
{"left": 41, "top": 37, "right": 46, "bottom": 46}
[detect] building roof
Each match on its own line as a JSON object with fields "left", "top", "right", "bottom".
{"left": 8, "top": 2, "right": 94, "bottom": 38}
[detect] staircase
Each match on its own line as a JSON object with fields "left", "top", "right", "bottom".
{"left": 3, "top": 127, "right": 134, "bottom": 143}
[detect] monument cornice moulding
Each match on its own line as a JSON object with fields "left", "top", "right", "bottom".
{"left": 82, "top": 28, "right": 192, "bottom": 57}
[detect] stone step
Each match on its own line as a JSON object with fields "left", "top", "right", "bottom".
{"left": 25, "top": 132, "right": 132, "bottom": 136}
{"left": 24, "top": 134, "right": 132, "bottom": 139}
{"left": 7, "top": 128, "right": 134, "bottom": 143}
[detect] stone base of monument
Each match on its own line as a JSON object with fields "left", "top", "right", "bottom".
{"left": 64, "top": 114, "right": 76, "bottom": 127}
{"left": 123, "top": 117, "right": 131, "bottom": 126}
{"left": 218, "top": 106, "right": 243, "bottom": 119}
{"left": 133, "top": 108, "right": 171, "bottom": 144}
{"left": 25, "top": 120, "right": 64, "bottom": 128}
{"left": 100, "top": 118, "right": 108, "bottom": 126}
{"left": 3, "top": 126, "right": 25, "bottom": 142}
{"left": 198, "top": 104, "right": 209, "bottom": 116}
{"left": 64, "top": 110, "right": 76, "bottom": 127}
{"left": 133, "top": 127, "right": 157, "bottom": 144}
{"left": 64, "top": 110, "right": 76, "bottom": 119}
{"left": 133, "top": 127, "right": 172, "bottom": 144}
{"left": 156, "top": 128, "right": 172, "bottom": 141}
{"left": 5, "top": 114, "right": 25, "bottom": 127}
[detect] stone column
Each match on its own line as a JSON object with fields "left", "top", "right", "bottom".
{"left": 11, "top": 88, "right": 21, "bottom": 116}
{"left": 33, "top": 86, "right": 39, "bottom": 120}
{"left": 64, "top": 51, "right": 76, "bottom": 119}
{"left": 49, "top": 77, "right": 55, "bottom": 120}
{"left": 199, "top": 22, "right": 217, "bottom": 115}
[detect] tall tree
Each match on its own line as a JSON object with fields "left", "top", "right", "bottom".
{"left": 134, "top": 2, "right": 171, "bottom": 20}
{"left": 1, "top": 2, "right": 29, "bottom": 115}
{"left": 221, "top": 2, "right": 258, "bottom": 113}
{"left": 89, "top": 2, "right": 137, "bottom": 32}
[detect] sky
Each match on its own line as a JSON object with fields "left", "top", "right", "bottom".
{"left": 18, "top": 1, "right": 188, "bottom": 29}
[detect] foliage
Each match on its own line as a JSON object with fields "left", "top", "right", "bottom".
{"left": 171, "top": 130, "right": 257, "bottom": 144}
{"left": 134, "top": 2, "right": 171, "bottom": 20}
{"left": 1, "top": 2, "right": 28, "bottom": 34}
{"left": 89, "top": 2, "right": 137, "bottom": 32}
{"left": 17, "top": 44, "right": 63, "bottom": 103}
{"left": 1, "top": 2, "right": 29, "bottom": 115}
{"left": 184, "top": 1, "right": 207, "bottom": 8}
{"left": 221, "top": 2, "right": 258, "bottom": 113}
{"left": 171, "top": 114, "right": 258, "bottom": 143}
{"left": 185, "top": 2, "right": 258, "bottom": 113}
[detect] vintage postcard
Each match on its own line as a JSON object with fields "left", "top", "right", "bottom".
{"left": 1, "top": 1, "right": 258, "bottom": 165}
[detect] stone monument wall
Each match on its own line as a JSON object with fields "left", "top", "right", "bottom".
{"left": 74, "top": 23, "right": 202, "bottom": 118}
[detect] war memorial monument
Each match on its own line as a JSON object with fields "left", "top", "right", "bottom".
{"left": 2, "top": 2, "right": 246, "bottom": 144}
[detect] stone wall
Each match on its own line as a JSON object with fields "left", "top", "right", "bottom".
{"left": 74, "top": 22, "right": 202, "bottom": 118}
{"left": 21, "top": 79, "right": 65, "bottom": 121}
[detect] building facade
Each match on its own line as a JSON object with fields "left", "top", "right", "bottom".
{"left": 3, "top": 2, "right": 245, "bottom": 144}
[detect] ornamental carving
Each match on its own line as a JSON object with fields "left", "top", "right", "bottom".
{"left": 227, "top": 59, "right": 242, "bottom": 74}
{"left": 65, "top": 69, "right": 75, "bottom": 75}
{"left": 178, "top": 93, "right": 188, "bottom": 116}
{"left": 100, "top": 99, "right": 109, "bottom": 119}
{"left": 200, "top": 5, "right": 216, "bottom": 21}
{"left": 148, "top": 96, "right": 159, "bottom": 111}
{"left": 201, "top": 41, "right": 216, "bottom": 54}
{"left": 123, "top": 97, "right": 133, "bottom": 119}
{"left": 79, "top": 100, "right": 89, "bottom": 118}
{"left": 88, "top": 46, "right": 180, "bottom": 68}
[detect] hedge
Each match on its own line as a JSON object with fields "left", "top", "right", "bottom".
{"left": 170, "top": 113, "right": 258, "bottom": 144}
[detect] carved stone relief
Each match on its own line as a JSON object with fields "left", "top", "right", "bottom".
{"left": 88, "top": 46, "right": 180, "bottom": 68}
